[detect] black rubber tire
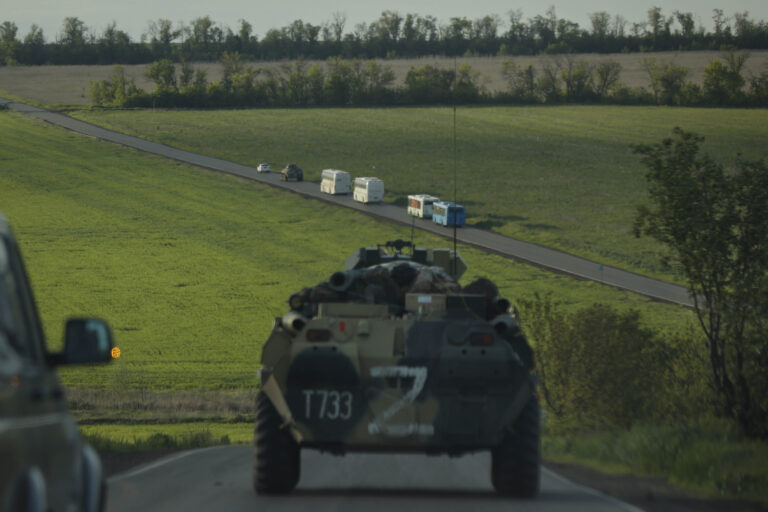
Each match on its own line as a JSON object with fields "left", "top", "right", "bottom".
{"left": 97, "top": 479, "right": 107, "bottom": 512}
{"left": 491, "top": 395, "right": 541, "bottom": 497}
{"left": 253, "top": 391, "right": 300, "bottom": 494}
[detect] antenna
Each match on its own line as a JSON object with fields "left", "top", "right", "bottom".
{"left": 409, "top": 212, "right": 416, "bottom": 247}
{"left": 452, "top": 57, "right": 458, "bottom": 277}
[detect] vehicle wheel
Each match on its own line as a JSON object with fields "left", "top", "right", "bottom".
{"left": 5, "top": 468, "right": 47, "bottom": 512}
{"left": 96, "top": 479, "right": 107, "bottom": 512}
{"left": 253, "top": 391, "right": 300, "bottom": 494}
{"left": 491, "top": 394, "right": 540, "bottom": 497}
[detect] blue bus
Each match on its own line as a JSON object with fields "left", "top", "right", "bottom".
{"left": 432, "top": 201, "right": 466, "bottom": 227}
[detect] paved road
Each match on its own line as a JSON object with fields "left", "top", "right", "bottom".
{"left": 2, "top": 98, "right": 692, "bottom": 307}
{"left": 107, "top": 446, "right": 642, "bottom": 512}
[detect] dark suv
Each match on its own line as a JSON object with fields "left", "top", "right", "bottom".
{"left": 1, "top": 212, "right": 114, "bottom": 512}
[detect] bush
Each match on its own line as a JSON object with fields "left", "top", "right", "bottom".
{"left": 518, "top": 293, "right": 666, "bottom": 431}
{"left": 88, "top": 65, "right": 142, "bottom": 107}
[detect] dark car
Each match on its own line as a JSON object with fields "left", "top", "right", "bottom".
{"left": 0, "top": 212, "right": 114, "bottom": 512}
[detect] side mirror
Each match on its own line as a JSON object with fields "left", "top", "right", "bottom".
{"left": 61, "top": 318, "right": 114, "bottom": 364}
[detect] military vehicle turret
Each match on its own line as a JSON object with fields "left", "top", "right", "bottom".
{"left": 253, "top": 239, "right": 539, "bottom": 496}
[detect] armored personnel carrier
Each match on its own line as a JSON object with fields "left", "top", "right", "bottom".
{"left": 253, "top": 239, "right": 539, "bottom": 496}
{"left": 280, "top": 163, "right": 303, "bottom": 182}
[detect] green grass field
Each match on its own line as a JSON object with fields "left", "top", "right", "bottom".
{"left": 0, "top": 109, "right": 691, "bottom": 391}
{"left": 71, "top": 106, "right": 768, "bottom": 282}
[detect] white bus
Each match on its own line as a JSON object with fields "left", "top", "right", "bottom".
{"left": 353, "top": 177, "right": 385, "bottom": 203}
{"left": 407, "top": 194, "right": 440, "bottom": 218}
{"left": 320, "top": 169, "right": 351, "bottom": 195}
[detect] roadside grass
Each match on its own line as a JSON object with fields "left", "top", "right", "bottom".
{"left": 81, "top": 422, "right": 253, "bottom": 452}
{"left": 70, "top": 105, "right": 768, "bottom": 283}
{"left": 67, "top": 388, "right": 255, "bottom": 424}
{"left": 0, "top": 110, "right": 693, "bottom": 390}
{"left": 544, "top": 422, "right": 768, "bottom": 504}
{"left": 0, "top": 87, "right": 58, "bottom": 110}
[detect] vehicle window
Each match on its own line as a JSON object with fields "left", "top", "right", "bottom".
{"left": 0, "top": 238, "right": 41, "bottom": 362}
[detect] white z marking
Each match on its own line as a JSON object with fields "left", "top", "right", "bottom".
{"left": 368, "top": 366, "right": 434, "bottom": 437}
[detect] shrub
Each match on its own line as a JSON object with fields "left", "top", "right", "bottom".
{"left": 518, "top": 293, "right": 665, "bottom": 431}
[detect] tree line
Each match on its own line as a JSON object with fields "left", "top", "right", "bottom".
{"left": 2, "top": 7, "right": 768, "bottom": 66}
{"left": 89, "top": 50, "right": 768, "bottom": 108}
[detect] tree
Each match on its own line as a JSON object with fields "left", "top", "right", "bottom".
{"left": 324, "top": 57, "right": 355, "bottom": 104}
{"left": 376, "top": 10, "right": 403, "bottom": 44}
{"left": 404, "top": 64, "right": 454, "bottom": 103}
{"left": 443, "top": 16, "right": 472, "bottom": 55}
{"left": 59, "top": 16, "right": 87, "bottom": 46}
{"left": 530, "top": 8, "right": 557, "bottom": 50}
{"left": 593, "top": 61, "right": 622, "bottom": 99}
{"left": 89, "top": 65, "right": 142, "bottom": 106}
{"left": 330, "top": 11, "right": 346, "bottom": 42}
{"left": 186, "top": 16, "right": 222, "bottom": 58}
{"left": 537, "top": 58, "right": 562, "bottom": 102}
{"left": 306, "top": 63, "right": 325, "bottom": 104}
{"left": 59, "top": 17, "right": 89, "bottom": 62}
{"left": 703, "top": 50, "right": 749, "bottom": 104}
{"left": 673, "top": 11, "right": 695, "bottom": 41}
{"left": 98, "top": 22, "right": 131, "bottom": 63}
{"left": 147, "top": 19, "right": 180, "bottom": 58}
{"left": 712, "top": 9, "right": 730, "bottom": 39}
{"left": 236, "top": 19, "right": 254, "bottom": 54}
{"left": 612, "top": 15, "right": 627, "bottom": 38}
{"left": 221, "top": 51, "right": 244, "bottom": 82}
{"left": 589, "top": 11, "right": 611, "bottom": 40}
{"left": 501, "top": 59, "right": 537, "bottom": 101}
{"left": 278, "top": 59, "right": 310, "bottom": 105}
{"left": 146, "top": 59, "right": 177, "bottom": 91}
{"left": 357, "top": 60, "right": 395, "bottom": 103}
{"left": 506, "top": 9, "right": 530, "bottom": 50}
{"left": 453, "top": 63, "right": 481, "bottom": 102}
{"left": 646, "top": 6, "right": 672, "bottom": 46}
{"left": 633, "top": 129, "right": 768, "bottom": 439}
{"left": 0, "top": 21, "right": 19, "bottom": 64}
{"left": 470, "top": 15, "right": 500, "bottom": 54}
{"left": 560, "top": 58, "right": 594, "bottom": 102}
{"left": 749, "top": 70, "right": 768, "bottom": 106}
{"left": 21, "top": 24, "right": 45, "bottom": 64}
{"left": 642, "top": 57, "right": 690, "bottom": 104}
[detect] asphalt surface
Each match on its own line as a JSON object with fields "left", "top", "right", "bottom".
{"left": 1, "top": 97, "right": 692, "bottom": 307}
{"left": 107, "top": 446, "right": 642, "bottom": 512}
